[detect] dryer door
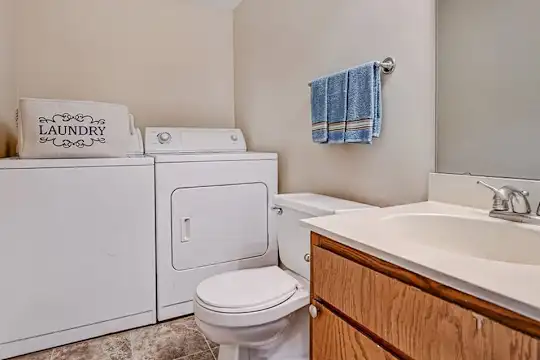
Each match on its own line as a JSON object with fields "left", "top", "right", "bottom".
{"left": 171, "top": 183, "right": 268, "bottom": 271}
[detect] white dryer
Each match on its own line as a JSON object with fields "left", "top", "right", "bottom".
{"left": 145, "top": 128, "right": 278, "bottom": 321}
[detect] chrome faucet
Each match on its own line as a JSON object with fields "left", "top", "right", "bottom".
{"left": 477, "top": 181, "right": 540, "bottom": 223}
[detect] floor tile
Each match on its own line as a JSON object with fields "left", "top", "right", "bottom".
{"left": 100, "top": 333, "right": 132, "bottom": 360}
{"left": 211, "top": 347, "right": 219, "bottom": 359}
{"left": 49, "top": 341, "right": 94, "bottom": 360}
{"left": 131, "top": 317, "right": 209, "bottom": 360}
{"left": 183, "top": 317, "right": 217, "bottom": 353}
{"left": 176, "top": 317, "right": 198, "bottom": 331}
{"left": 202, "top": 335, "right": 218, "bottom": 350}
{"left": 10, "top": 315, "right": 212, "bottom": 360}
{"left": 50, "top": 332, "right": 132, "bottom": 360}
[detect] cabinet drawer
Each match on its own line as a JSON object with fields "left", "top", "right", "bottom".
{"left": 312, "top": 301, "right": 397, "bottom": 360}
{"left": 312, "top": 245, "right": 539, "bottom": 360}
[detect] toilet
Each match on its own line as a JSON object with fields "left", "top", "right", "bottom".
{"left": 194, "top": 193, "right": 375, "bottom": 360}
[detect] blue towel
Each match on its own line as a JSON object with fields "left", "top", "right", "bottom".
{"left": 327, "top": 71, "right": 348, "bottom": 144}
{"left": 373, "top": 63, "right": 382, "bottom": 137}
{"left": 310, "top": 78, "right": 328, "bottom": 143}
{"left": 345, "top": 62, "right": 382, "bottom": 144}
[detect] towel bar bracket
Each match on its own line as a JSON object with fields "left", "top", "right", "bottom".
{"left": 379, "top": 57, "right": 396, "bottom": 74}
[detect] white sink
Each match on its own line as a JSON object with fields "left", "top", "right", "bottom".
{"left": 302, "top": 201, "right": 540, "bottom": 321}
{"left": 381, "top": 213, "right": 540, "bottom": 265}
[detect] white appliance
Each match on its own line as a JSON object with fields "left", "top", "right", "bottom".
{"left": 145, "top": 127, "right": 278, "bottom": 320}
{"left": 0, "top": 157, "right": 156, "bottom": 359}
{"left": 194, "top": 193, "right": 376, "bottom": 360}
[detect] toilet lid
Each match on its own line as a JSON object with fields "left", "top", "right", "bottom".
{"left": 196, "top": 266, "right": 299, "bottom": 313}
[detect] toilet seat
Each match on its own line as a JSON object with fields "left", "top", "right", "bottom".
{"left": 195, "top": 268, "right": 310, "bottom": 328}
{"left": 196, "top": 266, "right": 299, "bottom": 313}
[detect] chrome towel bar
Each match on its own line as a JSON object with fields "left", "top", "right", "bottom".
{"left": 308, "top": 57, "right": 396, "bottom": 87}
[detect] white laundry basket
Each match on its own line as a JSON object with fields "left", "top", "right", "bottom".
{"left": 17, "top": 98, "right": 133, "bottom": 158}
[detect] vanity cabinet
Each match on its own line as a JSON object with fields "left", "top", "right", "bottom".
{"left": 310, "top": 233, "right": 540, "bottom": 360}
{"left": 312, "top": 300, "right": 396, "bottom": 360}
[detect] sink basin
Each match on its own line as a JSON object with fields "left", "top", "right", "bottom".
{"left": 381, "top": 213, "right": 540, "bottom": 265}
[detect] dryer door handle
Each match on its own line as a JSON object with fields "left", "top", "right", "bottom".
{"left": 181, "top": 217, "right": 191, "bottom": 243}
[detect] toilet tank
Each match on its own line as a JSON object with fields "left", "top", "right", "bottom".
{"left": 273, "top": 193, "right": 375, "bottom": 280}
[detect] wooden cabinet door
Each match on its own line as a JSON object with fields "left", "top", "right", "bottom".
{"left": 311, "top": 301, "right": 397, "bottom": 360}
{"left": 312, "top": 244, "right": 540, "bottom": 360}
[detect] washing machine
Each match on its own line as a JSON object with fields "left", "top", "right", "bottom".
{"left": 0, "top": 156, "right": 156, "bottom": 359}
{"left": 145, "top": 127, "right": 278, "bottom": 320}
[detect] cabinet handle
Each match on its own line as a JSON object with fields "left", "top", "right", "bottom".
{"left": 309, "top": 304, "right": 319, "bottom": 319}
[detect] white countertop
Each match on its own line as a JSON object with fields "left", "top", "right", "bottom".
{"left": 302, "top": 201, "right": 540, "bottom": 322}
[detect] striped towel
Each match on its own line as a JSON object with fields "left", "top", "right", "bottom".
{"left": 327, "top": 71, "right": 348, "bottom": 144}
{"left": 310, "top": 77, "right": 328, "bottom": 143}
{"left": 345, "top": 62, "right": 381, "bottom": 144}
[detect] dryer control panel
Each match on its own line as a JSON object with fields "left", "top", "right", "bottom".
{"left": 145, "top": 127, "right": 247, "bottom": 154}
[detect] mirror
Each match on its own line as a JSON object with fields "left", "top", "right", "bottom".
{"left": 437, "top": 0, "right": 540, "bottom": 179}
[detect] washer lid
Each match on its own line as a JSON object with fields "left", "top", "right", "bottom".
{"left": 0, "top": 156, "right": 153, "bottom": 170}
{"left": 196, "top": 266, "right": 299, "bottom": 312}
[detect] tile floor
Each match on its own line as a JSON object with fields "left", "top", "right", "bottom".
{"left": 12, "top": 316, "right": 219, "bottom": 360}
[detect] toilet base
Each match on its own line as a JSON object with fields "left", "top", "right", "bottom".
{"left": 210, "top": 307, "right": 309, "bottom": 360}
{"left": 217, "top": 345, "right": 249, "bottom": 360}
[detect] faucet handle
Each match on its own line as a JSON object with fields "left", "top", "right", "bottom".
{"left": 477, "top": 180, "right": 499, "bottom": 193}
{"left": 477, "top": 181, "right": 509, "bottom": 211}
{"left": 477, "top": 181, "right": 532, "bottom": 214}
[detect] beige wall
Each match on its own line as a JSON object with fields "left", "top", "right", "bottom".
{"left": 234, "top": 0, "right": 436, "bottom": 206}
{"left": 14, "top": 0, "right": 235, "bottom": 130}
{"left": 437, "top": 0, "right": 540, "bottom": 180}
{"left": 0, "top": 0, "right": 16, "bottom": 157}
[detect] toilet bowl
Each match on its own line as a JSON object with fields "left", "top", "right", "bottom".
{"left": 194, "top": 193, "right": 375, "bottom": 360}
